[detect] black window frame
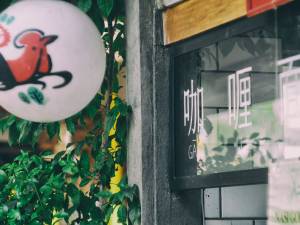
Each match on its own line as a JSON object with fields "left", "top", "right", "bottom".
{"left": 169, "top": 12, "right": 276, "bottom": 191}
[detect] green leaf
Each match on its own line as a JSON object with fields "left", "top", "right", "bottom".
{"left": 104, "top": 205, "right": 113, "bottom": 222}
{"left": 63, "top": 162, "right": 79, "bottom": 176}
{"left": 74, "top": 142, "right": 84, "bottom": 156}
{"left": 54, "top": 211, "right": 69, "bottom": 219}
{"left": 212, "top": 146, "right": 223, "bottom": 152}
{"left": 114, "top": 147, "right": 126, "bottom": 165}
{"left": 80, "top": 151, "right": 90, "bottom": 172}
{"left": 227, "top": 137, "right": 236, "bottom": 145}
{"left": 67, "top": 184, "right": 80, "bottom": 207}
{"left": 95, "top": 191, "right": 112, "bottom": 199}
{"left": 0, "top": 206, "right": 7, "bottom": 220}
{"left": 65, "top": 118, "right": 76, "bottom": 134}
{"left": 233, "top": 130, "right": 238, "bottom": 139}
{"left": 129, "top": 206, "right": 141, "bottom": 225}
{"left": 220, "top": 39, "right": 235, "bottom": 57}
{"left": 250, "top": 132, "right": 259, "bottom": 139}
{"left": 260, "top": 156, "right": 266, "bottom": 165}
{"left": 0, "top": 1, "right": 11, "bottom": 12}
{"left": 0, "top": 169, "right": 8, "bottom": 186}
{"left": 16, "top": 119, "right": 29, "bottom": 131}
{"left": 112, "top": 75, "right": 120, "bottom": 93}
{"left": 10, "top": 0, "right": 18, "bottom": 5}
{"left": 243, "top": 38, "right": 256, "bottom": 56}
{"left": 117, "top": 205, "right": 127, "bottom": 223}
{"left": 79, "top": 178, "right": 90, "bottom": 187}
{"left": 87, "top": 1, "right": 105, "bottom": 33}
{"left": 261, "top": 137, "right": 271, "bottom": 141}
{"left": 53, "top": 151, "right": 65, "bottom": 164}
{"left": 17, "top": 120, "right": 31, "bottom": 143}
{"left": 18, "top": 92, "right": 31, "bottom": 104}
{"left": 77, "top": 0, "right": 92, "bottom": 12}
{"left": 115, "top": 98, "right": 129, "bottom": 116}
{"left": 8, "top": 122, "right": 19, "bottom": 146}
{"left": 218, "top": 135, "right": 225, "bottom": 143}
{"left": 100, "top": 79, "right": 108, "bottom": 95}
{"left": 32, "top": 123, "right": 44, "bottom": 146}
{"left": 110, "top": 0, "right": 125, "bottom": 19}
{"left": 46, "top": 122, "right": 60, "bottom": 140}
{"left": 105, "top": 111, "right": 118, "bottom": 137}
{"left": 97, "top": 0, "right": 114, "bottom": 18}
{"left": 0, "top": 115, "right": 15, "bottom": 133}
{"left": 85, "top": 104, "right": 99, "bottom": 119}
{"left": 123, "top": 188, "right": 135, "bottom": 202}
{"left": 40, "top": 184, "right": 52, "bottom": 197}
{"left": 8, "top": 209, "right": 21, "bottom": 221}
{"left": 30, "top": 220, "right": 42, "bottom": 225}
{"left": 28, "top": 87, "right": 45, "bottom": 105}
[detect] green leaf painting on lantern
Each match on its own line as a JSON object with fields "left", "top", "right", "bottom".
{"left": 18, "top": 92, "right": 30, "bottom": 104}
{"left": 28, "top": 87, "right": 45, "bottom": 105}
{"left": 18, "top": 86, "right": 46, "bottom": 105}
{"left": 0, "top": 13, "right": 15, "bottom": 25}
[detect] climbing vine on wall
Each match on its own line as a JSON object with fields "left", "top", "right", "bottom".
{"left": 0, "top": 0, "right": 141, "bottom": 225}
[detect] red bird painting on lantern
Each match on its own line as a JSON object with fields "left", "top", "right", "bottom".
{"left": 0, "top": 0, "right": 106, "bottom": 122}
{"left": 0, "top": 27, "right": 72, "bottom": 91}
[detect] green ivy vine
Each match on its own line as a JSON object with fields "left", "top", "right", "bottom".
{"left": 0, "top": 0, "right": 141, "bottom": 225}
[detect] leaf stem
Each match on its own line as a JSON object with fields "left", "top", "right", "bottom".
{"left": 22, "top": 162, "right": 43, "bottom": 205}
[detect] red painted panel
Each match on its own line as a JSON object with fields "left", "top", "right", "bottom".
{"left": 247, "top": 0, "right": 292, "bottom": 17}
{"left": 275, "top": 0, "right": 292, "bottom": 6}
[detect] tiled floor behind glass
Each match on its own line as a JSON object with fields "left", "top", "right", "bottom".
{"left": 204, "top": 184, "right": 267, "bottom": 225}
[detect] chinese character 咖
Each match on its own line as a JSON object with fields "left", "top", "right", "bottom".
{"left": 228, "top": 67, "right": 252, "bottom": 129}
{"left": 184, "top": 80, "right": 204, "bottom": 136}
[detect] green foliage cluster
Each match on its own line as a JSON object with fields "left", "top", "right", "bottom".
{"left": 273, "top": 211, "right": 300, "bottom": 224}
{"left": 0, "top": 0, "right": 140, "bottom": 225}
{"left": 198, "top": 130, "right": 278, "bottom": 174}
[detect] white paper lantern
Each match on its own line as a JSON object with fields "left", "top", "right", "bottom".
{"left": 0, "top": 0, "right": 106, "bottom": 122}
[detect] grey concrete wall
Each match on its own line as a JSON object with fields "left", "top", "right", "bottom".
{"left": 126, "top": 1, "right": 203, "bottom": 224}
{"left": 126, "top": 0, "right": 154, "bottom": 224}
{"left": 126, "top": 0, "right": 142, "bottom": 191}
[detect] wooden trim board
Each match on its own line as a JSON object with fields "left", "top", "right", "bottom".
{"left": 163, "top": 0, "right": 247, "bottom": 45}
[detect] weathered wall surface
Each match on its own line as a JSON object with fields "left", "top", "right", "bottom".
{"left": 126, "top": 0, "right": 203, "bottom": 224}
{"left": 126, "top": 0, "right": 154, "bottom": 224}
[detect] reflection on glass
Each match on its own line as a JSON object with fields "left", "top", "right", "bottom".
{"left": 174, "top": 1, "right": 300, "bottom": 177}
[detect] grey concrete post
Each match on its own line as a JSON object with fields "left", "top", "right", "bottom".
{"left": 126, "top": 1, "right": 203, "bottom": 224}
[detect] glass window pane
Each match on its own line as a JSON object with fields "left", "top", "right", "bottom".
{"left": 174, "top": 1, "right": 300, "bottom": 178}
